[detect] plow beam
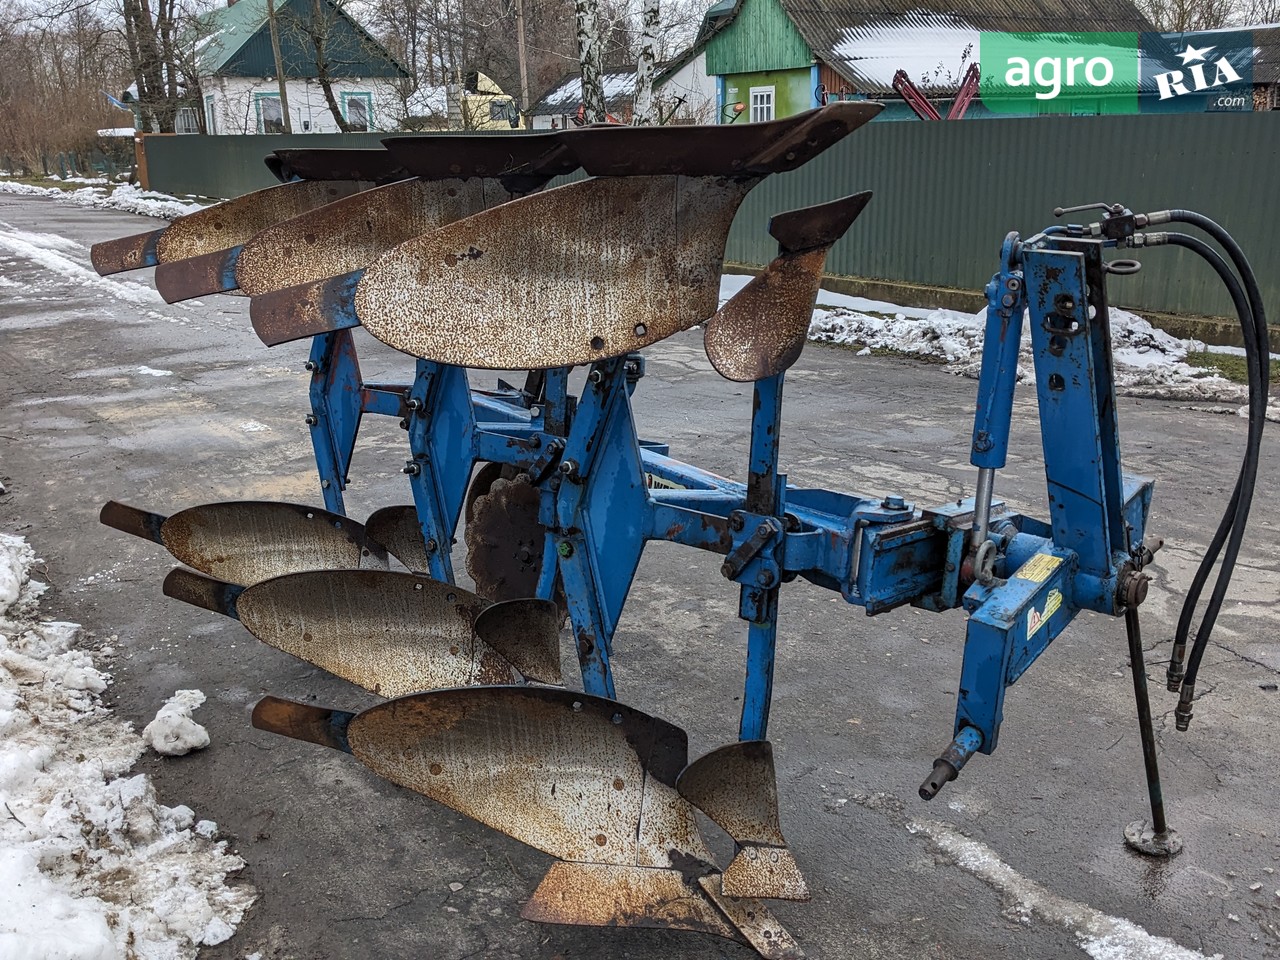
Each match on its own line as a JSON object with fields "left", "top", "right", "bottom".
{"left": 99, "top": 500, "right": 386, "bottom": 586}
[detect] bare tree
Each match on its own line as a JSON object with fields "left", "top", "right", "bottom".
{"left": 631, "top": 0, "right": 658, "bottom": 124}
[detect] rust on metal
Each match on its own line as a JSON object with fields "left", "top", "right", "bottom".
{"left": 271, "top": 148, "right": 408, "bottom": 184}
{"left": 365, "top": 504, "right": 430, "bottom": 573}
{"left": 379, "top": 132, "right": 576, "bottom": 183}
{"left": 90, "top": 228, "right": 164, "bottom": 276}
{"left": 250, "top": 269, "right": 362, "bottom": 347}
{"left": 251, "top": 696, "right": 354, "bottom": 753}
{"left": 678, "top": 741, "right": 809, "bottom": 901}
{"left": 704, "top": 249, "right": 828, "bottom": 383}
{"left": 347, "top": 687, "right": 708, "bottom": 868}
{"left": 109, "top": 499, "right": 384, "bottom": 586}
{"left": 522, "top": 861, "right": 740, "bottom": 941}
{"left": 235, "top": 570, "right": 517, "bottom": 696}
{"left": 705, "top": 192, "right": 873, "bottom": 382}
{"left": 236, "top": 177, "right": 526, "bottom": 297}
{"left": 697, "top": 875, "right": 805, "bottom": 960}
{"left": 162, "top": 568, "right": 243, "bottom": 619}
{"left": 472, "top": 598, "right": 563, "bottom": 685}
{"left": 154, "top": 245, "right": 241, "bottom": 303}
{"left": 465, "top": 473, "right": 556, "bottom": 603}
{"left": 153, "top": 179, "right": 366, "bottom": 266}
{"left": 560, "top": 101, "right": 879, "bottom": 177}
{"left": 355, "top": 175, "right": 751, "bottom": 369}
{"left": 768, "top": 191, "right": 872, "bottom": 255}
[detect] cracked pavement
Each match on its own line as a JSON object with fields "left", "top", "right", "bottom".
{"left": 2, "top": 195, "right": 1279, "bottom": 959}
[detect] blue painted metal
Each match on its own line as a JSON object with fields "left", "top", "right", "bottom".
{"left": 280, "top": 215, "right": 1156, "bottom": 800}
{"left": 970, "top": 234, "right": 1024, "bottom": 470}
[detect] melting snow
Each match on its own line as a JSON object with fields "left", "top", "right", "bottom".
{"left": 143, "top": 691, "right": 211, "bottom": 757}
{"left": 715, "top": 276, "right": 1254, "bottom": 403}
{"left": 0, "top": 221, "right": 160, "bottom": 305}
{"left": 0, "top": 533, "right": 255, "bottom": 958}
{"left": 909, "top": 818, "right": 1223, "bottom": 960}
{"left": 0, "top": 181, "right": 205, "bottom": 220}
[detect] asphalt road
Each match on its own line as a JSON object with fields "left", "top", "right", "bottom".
{"left": 2, "top": 193, "right": 1279, "bottom": 960}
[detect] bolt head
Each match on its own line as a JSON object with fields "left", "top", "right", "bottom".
{"left": 883, "top": 495, "right": 906, "bottom": 510}
{"left": 557, "top": 542, "right": 574, "bottom": 558}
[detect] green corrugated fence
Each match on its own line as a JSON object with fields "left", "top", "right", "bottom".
{"left": 141, "top": 114, "right": 1280, "bottom": 319}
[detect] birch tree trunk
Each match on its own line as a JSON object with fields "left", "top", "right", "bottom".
{"left": 574, "top": 0, "right": 605, "bottom": 123}
{"left": 632, "top": 0, "right": 659, "bottom": 125}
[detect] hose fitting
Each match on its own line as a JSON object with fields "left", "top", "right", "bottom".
{"left": 1175, "top": 683, "right": 1195, "bottom": 731}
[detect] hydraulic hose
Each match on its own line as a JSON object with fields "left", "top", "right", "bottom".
{"left": 1158, "top": 213, "right": 1270, "bottom": 728}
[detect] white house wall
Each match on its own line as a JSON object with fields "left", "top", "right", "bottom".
{"left": 528, "top": 53, "right": 718, "bottom": 129}
{"left": 202, "top": 76, "right": 403, "bottom": 134}
{"left": 658, "top": 53, "right": 717, "bottom": 124}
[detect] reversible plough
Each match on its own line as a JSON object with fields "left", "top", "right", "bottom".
{"left": 90, "top": 102, "right": 1269, "bottom": 956}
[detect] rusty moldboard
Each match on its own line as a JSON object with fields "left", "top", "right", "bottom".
{"left": 559, "top": 100, "right": 879, "bottom": 177}
{"left": 704, "top": 248, "right": 828, "bottom": 383}
{"left": 354, "top": 175, "right": 752, "bottom": 369}
{"left": 346, "top": 686, "right": 706, "bottom": 867}
{"left": 235, "top": 177, "right": 526, "bottom": 298}
{"left": 100, "top": 499, "right": 384, "bottom": 586}
{"left": 364, "top": 505, "right": 430, "bottom": 573}
{"left": 154, "top": 245, "right": 243, "bottom": 302}
{"left": 234, "top": 569, "right": 518, "bottom": 696}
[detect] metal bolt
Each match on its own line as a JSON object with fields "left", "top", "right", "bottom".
{"left": 720, "top": 561, "right": 735, "bottom": 579}
{"left": 304, "top": 414, "right": 318, "bottom": 426}
{"left": 587, "top": 369, "right": 603, "bottom": 384}
{"left": 424, "top": 538, "right": 438, "bottom": 554}
{"left": 529, "top": 406, "right": 541, "bottom": 418}
{"left": 399, "top": 418, "right": 409, "bottom": 430}
{"left": 728, "top": 513, "right": 744, "bottom": 532}
{"left": 559, "top": 459, "right": 579, "bottom": 478}
{"left": 304, "top": 360, "right": 318, "bottom": 372}
{"left": 883, "top": 495, "right": 906, "bottom": 510}
{"left": 402, "top": 461, "right": 421, "bottom": 476}
{"left": 1006, "top": 277, "right": 1021, "bottom": 291}
{"left": 406, "top": 397, "right": 423, "bottom": 411}
{"left": 1055, "top": 294, "right": 1076, "bottom": 313}
{"left": 557, "top": 542, "right": 574, "bottom": 558}
{"left": 320, "top": 480, "right": 331, "bottom": 489}
{"left": 1001, "top": 293, "right": 1015, "bottom": 308}
{"left": 756, "top": 569, "right": 776, "bottom": 588}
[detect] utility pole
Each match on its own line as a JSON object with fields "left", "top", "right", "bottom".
{"left": 266, "top": 0, "right": 293, "bottom": 132}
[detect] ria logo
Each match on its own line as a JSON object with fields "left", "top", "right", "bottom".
{"left": 1152, "top": 43, "right": 1242, "bottom": 100}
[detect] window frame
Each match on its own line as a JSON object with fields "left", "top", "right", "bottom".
{"left": 748, "top": 85, "right": 775, "bottom": 123}
{"left": 254, "top": 92, "right": 284, "bottom": 134}
{"left": 342, "top": 92, "right": 374, "bottom": 132}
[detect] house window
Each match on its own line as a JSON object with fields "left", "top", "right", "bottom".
{"left": 204, "top": 94, "right": 216, "bottom": 135}
{"left": 255, "top": 93, "right": 284, "bottom": 134}
{"left": 175, "top": 106, "right": 200, "bottom": 135}
{"left": 342, "top": 93, "right": 372, "bottom": 132}
{"left": 749, "top": 86, "right": 775, "bottom": 123}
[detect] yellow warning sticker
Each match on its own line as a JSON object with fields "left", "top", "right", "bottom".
{"left": 644, "top": 472, "right": 688, "bottom": 491}
{"left": 1015, "top": 553, "right": 1064, "bottom": 584}
{"left": 1027, "top": 588, "right": 1063, "bottom": 639}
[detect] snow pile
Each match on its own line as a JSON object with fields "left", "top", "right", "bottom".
{"left": 0, "top": 180, "right": 205, "bottom": 220}
{"left": 806, "top": 298, "right": 1246, "bottom": 401}
{"left": 0, "top": 221, "right": 161, "bottom": 304}
{"left": 0, "top": 532, "right": 255, "bottom": 959}
{"left": 143, "top": 690, "right": 211, "bottom": 757}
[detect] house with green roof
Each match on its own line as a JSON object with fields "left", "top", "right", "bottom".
{"left": 193, "top": 0, "right": 409, "bottom": 134}
{"left": 699, "top": 0, "right": 1156, "bottom": 121}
